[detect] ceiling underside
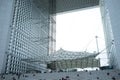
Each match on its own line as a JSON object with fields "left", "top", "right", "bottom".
{"left": 56, "top": 0, "right": 99, "bottom": 13}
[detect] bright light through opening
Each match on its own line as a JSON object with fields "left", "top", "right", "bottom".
{"left": 56, "top": 7, "right": 105, "bottom": 52}
{"left": 56, "top": 7, "right": 108, "bottom": 66}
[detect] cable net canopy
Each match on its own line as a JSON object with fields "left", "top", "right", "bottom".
{"left": 47, "top": 49, "right": 100, "bottom": 69}
{"left": 23, "top": 49, "right": 99, "bottom": 62}
{"left": 22, "top": 49, "right": 100, "bottom": 69}
{"left": 48, "top": 48, "right": 98, "bottom": 61}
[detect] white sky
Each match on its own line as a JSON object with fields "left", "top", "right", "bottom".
{"left": 56, "top": 7, "right": 108, "bottom": 66}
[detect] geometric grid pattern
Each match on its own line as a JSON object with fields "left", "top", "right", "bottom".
{"left": 5, "top": 0, "right": 50, "bottom": 73}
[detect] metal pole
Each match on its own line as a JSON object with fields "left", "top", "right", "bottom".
{"left": 95, "top": 36, "right": 99, "bottom": 53}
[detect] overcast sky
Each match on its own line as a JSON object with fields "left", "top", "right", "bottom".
{"left": 56, "top": 7, "right": 108, "bottom": 66}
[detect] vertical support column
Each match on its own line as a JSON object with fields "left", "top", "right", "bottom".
{"left": 49, "top": 0, "right": 56, "bottom": 54}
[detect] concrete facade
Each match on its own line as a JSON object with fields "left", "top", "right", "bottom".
{"left": 101, "top": 0, "right": 120, "bottom": 69}
{"left": 0, "top": 0, "right": 15, "bottom": 74}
